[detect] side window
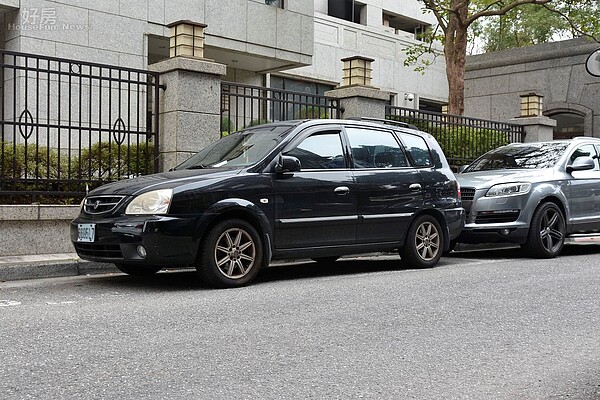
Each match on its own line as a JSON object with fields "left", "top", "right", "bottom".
{"left": 399, "top": 133, "right": 432, "bottom": 167}
{"left": 345, "top": 127, "right": 409, "bottom": 169}
{"left": 570, "top": 144, "right": 599, "bottom": 169}
{"left": 285, "top": 131, "right": 346, "bottom": 170}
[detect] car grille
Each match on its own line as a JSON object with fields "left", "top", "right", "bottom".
{"left": 461, "top": 187, "right": 476, "bottom": 202}
{"left": 474, "top": 211, "right": 520, "bottom": 224}
{"left": 74, "top": 243, "right": 123, "bottom": 259}
{"left": 83, "top": 195, "right": 126, "bottom": 215}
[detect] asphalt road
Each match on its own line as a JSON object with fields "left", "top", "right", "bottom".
{"left": 1, "top": 246, "right": 600, "bottom": 400}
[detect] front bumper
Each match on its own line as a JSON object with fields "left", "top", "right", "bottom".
{"left": 458, "top": 189, "right": 531, "bottom": 244}
{"left": 70, "top": 214, "right": 202, "bottom": 267}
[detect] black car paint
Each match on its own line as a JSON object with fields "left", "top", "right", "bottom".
{"left": 71, "top": 119, "right": 464, "bottom": 273}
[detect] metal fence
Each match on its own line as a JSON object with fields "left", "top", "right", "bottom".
{"left": 0, "top": 50, "right": 160, "bottom": 202}
{"left": 221, "top": 81, "right": 342, "bottom": 134}
{"left": 386, "top": 105, "right": 525, "bottom": 168}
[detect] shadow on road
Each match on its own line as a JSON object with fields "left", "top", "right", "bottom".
{"left": 84, "top": 244, "right": 600, "bottom": 291}
{"left": 84, "top": 255, "right": 415, "bottom": 291}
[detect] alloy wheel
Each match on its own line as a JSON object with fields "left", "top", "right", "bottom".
{"left": 539, "top": 208, "right": 565, "bottom": 254}
{"left": 415, "top": 221, "right": 440, "bottom": 261}
{"left": 214, "top": 227, "right": 256, "bottom": 279}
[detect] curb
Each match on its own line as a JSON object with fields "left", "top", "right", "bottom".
{"left": 0, "top": 255, "right": 119, "bottom": 282}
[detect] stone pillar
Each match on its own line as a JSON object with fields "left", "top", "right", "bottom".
{"left": 148, "top": 57, "right": 226, "bottom": 171}
{"left": 325, "top": 86, "right": 390, "bottom": 119}
{"left": 509, "top": 116, "right": 557, "bottom": 143}
{"left": 324, "top": 55, "right": 390, "bottom": 120}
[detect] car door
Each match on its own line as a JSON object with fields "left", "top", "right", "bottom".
{"left": 345, "top": 126, "right": 424, "bottom": 244}
{"left": 567, "top": 143, "right": 600, "bottom": 232}
{"left": 272, "top": 126, "right": 358, "bottom": 249}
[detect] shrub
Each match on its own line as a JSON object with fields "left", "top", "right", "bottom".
{"left": 1, "top": 141, "right": 155, "bottom": 204}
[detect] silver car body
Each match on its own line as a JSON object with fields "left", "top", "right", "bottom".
{"left": 457, "top": 137, "right": 600, "bottom": 247}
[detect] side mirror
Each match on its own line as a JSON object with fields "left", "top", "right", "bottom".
{"left": 275, "top": 154, "right": 301, "bottom": 174}
{"left": 566, "top": 156, "right": 595, "bottom": 173}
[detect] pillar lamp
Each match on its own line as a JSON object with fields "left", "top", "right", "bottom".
{"left": 520, "top": 93, "right": 544, "bottom": 117}
{"left": 341, "top": 56, "right": 374, "bottom": 87}
{"left": 168, "top": 20, "right": 207, "bottom": 59}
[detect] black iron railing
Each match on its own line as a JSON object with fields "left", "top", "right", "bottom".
{"left": 221, "top": 82, "right": 341, "bottom": 135}
{"left": 0, "top": 50, "right": 160, "bottom": 202}
{"left": 386, "top": 105, "right": 525, "bottom": 168}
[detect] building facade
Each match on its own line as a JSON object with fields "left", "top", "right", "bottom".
{"left": 465, "top": 38, "right": 600, "bottom": 138}
{"left": 0, "top": 0, "right": 448, "bottom": 112}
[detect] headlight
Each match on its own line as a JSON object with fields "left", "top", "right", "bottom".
{"left": 125, "top": 189, "right": 173, "bottom": 215}
{"left": 486, "top": 182, "right": 531, "bottom": 197}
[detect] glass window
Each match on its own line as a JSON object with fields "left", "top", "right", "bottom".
{"left": 463, "top": 142, "right": 569, "bottom": 172}
{"left": 570, "top": 144, "right": 599, "bottom": 169}
{"left": 345, "top": 127, "right": 408, "bottom": 169}
{"left": 399, "top": 133, "right": 432, "bottom": 167}
{"left": 285, "top": 132, "right": 346, "bottom": 170}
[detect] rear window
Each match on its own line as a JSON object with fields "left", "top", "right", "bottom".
{"left": 399, "top": 133, "right": 432, "bottom": 167}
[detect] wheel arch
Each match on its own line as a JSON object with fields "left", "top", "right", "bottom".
{"left": 193, "top": 199, "right": 273, "bottom": 266}
{"left": 532, "top": 195, "right": 567, "bottom": 226}
{"left": 409, "top": 208, "right": 450, "bottom": 252}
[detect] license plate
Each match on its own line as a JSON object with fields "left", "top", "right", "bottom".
{"left": 77, "top": 224, "right": 96, "bottom": 242}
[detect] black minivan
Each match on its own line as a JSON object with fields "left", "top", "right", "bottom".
{"left": 71, "top": 119, "right": 464, "bottom": 288}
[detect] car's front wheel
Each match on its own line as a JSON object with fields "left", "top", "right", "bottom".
{"left": 401, "top": 214, "right": 443, "bottom": 268}
{"left": 114, "top": 264, "right": 162, "bottom": 276}
{"left": 522, "top": 202, "right": 565, "bottom": 258}
{"left": 197, "top": 219, "right": 263, "bottom": 288}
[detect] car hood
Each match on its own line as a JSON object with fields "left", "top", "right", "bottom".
{"left": 457, "top": 168, "right": 555, "bottom": 189}
{"left": 88, "top": 168, "right": 243, "bottom": 196}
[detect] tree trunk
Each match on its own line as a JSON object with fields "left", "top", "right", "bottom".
{"left": 444, "top": 1, "right": 469, "bottom": 115}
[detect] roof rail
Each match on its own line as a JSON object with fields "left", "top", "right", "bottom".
{"left": 346, "top": 116, "right": 419, "bottom": 131}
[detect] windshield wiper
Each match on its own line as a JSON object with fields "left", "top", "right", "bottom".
{"left": 187, "top": 164, "right": 208, "bottom": 170}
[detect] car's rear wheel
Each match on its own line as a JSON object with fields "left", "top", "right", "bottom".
{"left": 400, "top": 214, "right": 443, "bottom": 268}
{"left": 522, "top": 202, "right": 565, "bottom": 258}
{"left": 197, "top": 219, "right": 263, "bottom": 288}
{"left": 114, "top": 264, "right": 162, "bottom": 276}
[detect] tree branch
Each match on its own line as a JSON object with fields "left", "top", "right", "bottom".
{"left": 421, "top": 0, "right": 448, "bottom": 31}
{"left": 466, "top": 0, "right": 552, "bottom": 26}
{"left": 540, "top": 3, "right": 600, "bottom": 43}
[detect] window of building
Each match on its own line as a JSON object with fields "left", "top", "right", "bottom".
{"left": 265, "top": 0, "right": 284, "bottom": 8}
{"left": 382, "top": 11, "right": 431, "bottom": 41}
{"left": 419, "top": 98, "right": 443, "bottom": 113}
{"left": 549, "top": 112, "right": 585, "bottom": 140}
{"left": 270, "top": 76, "right": 335, "bottom": 121}
{"left": 327, "top": 0, "right": 366, "bottom": 25}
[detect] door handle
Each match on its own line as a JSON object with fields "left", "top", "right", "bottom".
{"left": 409, "top": 183, "right": 422, "bottom": 191}
{"left": 334, "top": 186, "right": 350, "bottom": 195}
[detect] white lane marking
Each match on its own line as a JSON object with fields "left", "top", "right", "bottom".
{"left": 0, "top": 300, "right": 21, "bottom": 307}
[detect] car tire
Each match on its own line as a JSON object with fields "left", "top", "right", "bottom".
{"left": 522, "top": 202, "right": 565, "bottom": 258}
{"left": 114, "top": 264, "right": 162, "bottom": 276}
{"left": 312, "top": 256, "right": 339, "bottom": 264}
{"left": 197, "top": 219, "right": 263, "bottom": 288}
{"left": 401, "top": 214, "right": 443, "bottom": 268}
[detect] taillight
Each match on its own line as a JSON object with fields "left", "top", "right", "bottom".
{"left": 456, "top": 180, "right": 461, "bottom": 200}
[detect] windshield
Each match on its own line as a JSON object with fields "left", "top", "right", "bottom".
{"left": 463, "top": 142, "right": 569, "bottom": 172}
{"left": 175, "top": 124, "right": 293, "bottom": 170}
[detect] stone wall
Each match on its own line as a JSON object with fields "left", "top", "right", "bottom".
{"left": 0, "top": 205, "right": 79, "bottom": 256}
{"left": 465, "top": 38, "right": 600, "bottom": 136}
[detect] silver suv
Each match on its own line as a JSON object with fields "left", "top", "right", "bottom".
{"left": 456, "top": 137, "right": 600, "bottom": 258}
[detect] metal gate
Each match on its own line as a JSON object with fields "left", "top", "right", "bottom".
{"left": 0, "top": 50, "right": 160, "bottom": 202}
